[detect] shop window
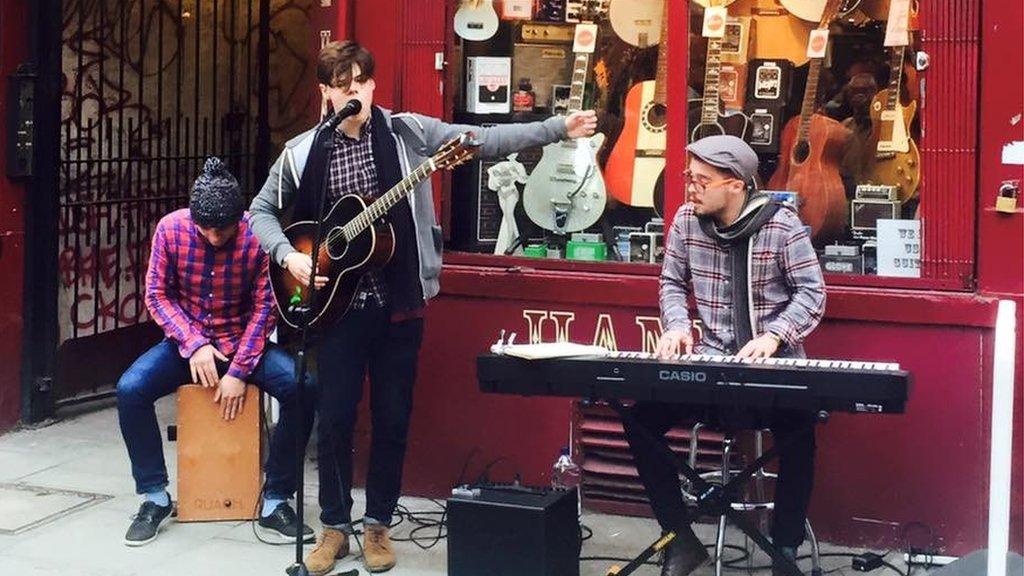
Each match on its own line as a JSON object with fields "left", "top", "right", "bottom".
{"left": 442, "top": 0, "right": 976, "bottom": 289}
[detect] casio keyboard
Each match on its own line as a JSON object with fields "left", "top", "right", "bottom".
{"left": 477, "top": 350, "right": 909, "bottom": 414}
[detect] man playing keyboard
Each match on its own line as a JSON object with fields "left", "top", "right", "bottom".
{"left": 623, "top": 135, "right": 826, "bottom": 576}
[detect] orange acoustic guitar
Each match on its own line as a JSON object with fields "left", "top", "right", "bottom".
{"left": 768, "top": 0, "right": 850, "bottom": 247}
{"left": 603, "top": 0, "right": 669, "bottom": 209}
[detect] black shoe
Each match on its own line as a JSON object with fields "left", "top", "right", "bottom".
{"left": 772, "top": 546, "right": 800, "bottom": 576}
{"left": 258, "top": 502, "right": 315, "bottom": 544}
{"left": 661, "top": 527, "right": 710, "bottom": 576}
{"left": 124, "top": 500, "right": 173, "bottom": 547}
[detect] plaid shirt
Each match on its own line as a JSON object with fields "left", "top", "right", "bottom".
{"left": 327, "top": 122, "right": 387, "bottom": 310}
{"left": 144, "top": 209, "right": 276, "bottom": 380}
{"left": 660, "top": 203, "right": 826, "bottom": 354}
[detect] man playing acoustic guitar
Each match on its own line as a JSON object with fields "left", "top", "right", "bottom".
{"left": 249, "top": 40, "right": 597, "bottom": 574}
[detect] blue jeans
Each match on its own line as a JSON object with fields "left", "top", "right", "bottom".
{"left": 116, "top": 339, "right": 315, "bottom": 501}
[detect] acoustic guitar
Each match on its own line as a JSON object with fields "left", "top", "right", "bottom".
{"left": 865, "top": 45, "right": 920, "bottom": 200}
{"left": 730, "top": 0, "right": 815, "bottom": 66}
{"left": 768, "top": 0, "right": 850, "bottom": 247}
{"left": 687, "top": 1, "right": 750, "bottom": 142}
{"left": 271, "top": 134, "right": 479, "bottom": 329}
{"left": 604, "top": 0, "right": 669, "bottom": 208}
{"left": 454, "top": 0, "right": 500, "bottom": 41}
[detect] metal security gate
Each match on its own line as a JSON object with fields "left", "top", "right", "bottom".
{"left": 27, "top": 0, "right": 272, "bottom": 419}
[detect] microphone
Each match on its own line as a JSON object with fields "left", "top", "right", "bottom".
{"left": 323, "top": 99, "right": 362, "bottom": 132}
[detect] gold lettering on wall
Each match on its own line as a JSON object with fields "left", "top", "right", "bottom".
{"left": 549, "top": 311, "right": 576, "bottom": 343}
{"left": 593, "top": 314, "right": 619, "bottom": 350}
{"left": 522, "top": 310, "right": 549, "bottom": 344}
{"left": 635, "top": 316, "right": 663, "bottom": 354}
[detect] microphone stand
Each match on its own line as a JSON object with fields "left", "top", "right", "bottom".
{"left": 285, "top": 107, "right": 345, "bottom": 576}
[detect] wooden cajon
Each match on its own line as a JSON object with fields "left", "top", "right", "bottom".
{"left": 176, "top": 384, "right": 262, "bottom": 522}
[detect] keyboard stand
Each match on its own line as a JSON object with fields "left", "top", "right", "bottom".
{"left": 604, "top": 399, "right": 820, "bottom": 576}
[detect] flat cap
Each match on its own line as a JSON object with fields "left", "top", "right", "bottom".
{"left": 686, "top": 134, "right": 759, "bottom": 183}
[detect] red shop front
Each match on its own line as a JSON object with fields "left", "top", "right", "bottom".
{"left": 313, "top": 0, "right": 1024, "bottom": 556}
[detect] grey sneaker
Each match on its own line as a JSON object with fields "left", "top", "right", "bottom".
{"left": 257, "top": 502, "right": 315, "bottom": 544}
{"left": 124, "top": 500, "right": 173, "bottom": 546}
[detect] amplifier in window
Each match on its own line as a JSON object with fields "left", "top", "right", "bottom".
{"left": 821, "top": 244, "right": 864, "bottom": 274}
{"left": 851, "top": 198, "right": 902, "bottom": 237}
{"left": 855, "top": 184, "right": 899, "bottom": 201}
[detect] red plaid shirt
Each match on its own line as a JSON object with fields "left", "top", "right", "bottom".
{"left": 661, "top": 203, "right": 826, "bottom": 354}
{"left": 144, "top": 209, "right": 276, "bottom": 380}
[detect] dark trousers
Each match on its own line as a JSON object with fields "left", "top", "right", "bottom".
{"left": 116, "top": 340, "right": 316, "bottom": 501}
{"left": 622, "top": 402, "right": 816, "bottom": 547}
{"left": 315, "top": 305, "right": 424, "bottom": 527}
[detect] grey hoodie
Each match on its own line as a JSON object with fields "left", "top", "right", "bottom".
{"left": 248, "top": 108, "right": 568, "bottom": 302}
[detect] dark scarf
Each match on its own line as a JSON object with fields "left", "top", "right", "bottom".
{"left": 293, "top": 106, "right": 422, "bottom": 315}
{"left": 697, "top": 193, "right": 781, "bottom": 350}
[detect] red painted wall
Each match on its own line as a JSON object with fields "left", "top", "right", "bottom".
{"left": 0, "top": 0, "right": 28, "bottom": 429}
{"left": 313, "top": 0, "right": 1024, "bottom": 556}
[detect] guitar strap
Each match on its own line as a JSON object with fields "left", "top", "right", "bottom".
{"left": 697, "top": 193, "right": 780, "bottom": 350}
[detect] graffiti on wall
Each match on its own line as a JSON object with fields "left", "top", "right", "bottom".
{"left": 58, "top": 0, "right": 320, "bottom": 343}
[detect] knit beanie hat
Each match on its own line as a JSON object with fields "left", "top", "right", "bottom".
{"left": 189, "top": 157, "right": 244, "bottom": 228}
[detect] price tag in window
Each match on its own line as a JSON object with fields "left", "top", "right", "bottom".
{"left": 702, "top": 6, "right": 727, "bottom": 38}
{"left": 573, "top": 23, "right": 598, "bottom": 53}
{"left": 884, "top": 0, "right": 911, "bottom": 47}
{"left": 806, "top": 29, "right": 830, "bottom": 59}
{"left": 876, "top": 219, "right": 921, "bottom": 278}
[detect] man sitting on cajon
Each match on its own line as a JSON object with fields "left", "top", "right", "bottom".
{"left": 116, "top": 157, "right": 315, "bottom": 546}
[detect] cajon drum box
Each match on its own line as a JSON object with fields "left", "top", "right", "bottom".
{"left": 176, "top": 384, "right": 262, "bottom": 521}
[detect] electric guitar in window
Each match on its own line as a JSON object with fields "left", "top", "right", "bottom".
{"left": 455, "top": 0, "right": 499, "bottom": 41}
{"left": 604, "top": 0, "right": 669, "bottom": 208}
{"left": 768, "top": 0, "right": 851, "bottom": 247}
{"left": 865, "top": 45, "right": 920, "bottom": 200}
{"left": 687, "top": 1, "right": 750, "bottom": 142}
{"left": 271, "top": 134, "right": 480, "bottom": 329}
{"left": 522, "top": 2, "right": 608, "bottom": 234}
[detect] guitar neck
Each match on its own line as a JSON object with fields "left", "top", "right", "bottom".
{"left": 885, "top": 46, "right": 906, "bottom": 114}
{"left": 652, "top": 0, "right": 670, "bottom": 104}
{"left": 700, "top": 38, "right": 724, "bottom": 124}
{"left": 567, "top": 52, "right": 591, "bottom": 114}
{"left": 342, "top": 162, "right": 435, "bottom": 240}
{"left": 796, "top": 57, "right": 823, "bottom": 144}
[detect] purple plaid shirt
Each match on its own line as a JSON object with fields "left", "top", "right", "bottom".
{"left": 661, "top": 203, "right": 826, "bottom": 354}
{"left": 144, "top": 209, "right": 276, "bottom": 380}
{"left": 328, "top": 122, "right": 387, "bottom": 310}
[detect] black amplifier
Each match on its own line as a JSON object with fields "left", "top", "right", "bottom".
{"left": 447, "top": 486, "right": 581, "bottom": 576}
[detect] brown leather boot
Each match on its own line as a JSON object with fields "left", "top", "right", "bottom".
{"left": 305, "top": 528, "right": 350, "bottom": 576}
{"left": 363, "top": 524, "right": 397, "bottom": 573}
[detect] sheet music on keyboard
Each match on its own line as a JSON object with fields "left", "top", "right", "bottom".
{"left": 491, "top": 342, "right": 611, "bottom": 360}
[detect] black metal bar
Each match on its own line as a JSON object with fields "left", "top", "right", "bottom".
{"left": 255, "top": 0, "right": 270, "bottom": 187}
{"left": 21, "top": 0, "right": 63, "bottom": 423}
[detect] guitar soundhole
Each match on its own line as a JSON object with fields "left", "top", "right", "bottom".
{"left": 324, "top": 227, "right": 349, "bottom": 259}
{"left": 793, "top": 140, "right": 810, "bottom": 164}
{"left": 691, "top": 123, "right": 723, "bottom": 142}
{"left": 645, "top": 103, "right": 667, "bottom": 130}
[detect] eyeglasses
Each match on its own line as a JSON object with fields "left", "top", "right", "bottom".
{"left": 683, "top": 170, "right": 736, "bottom": 192}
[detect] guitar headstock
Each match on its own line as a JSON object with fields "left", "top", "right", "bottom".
{"left": 432, "top": 132, "right": 482, "bottom": 171}
{"left": 820, "top": 0, "right": 853, "bottom": 28}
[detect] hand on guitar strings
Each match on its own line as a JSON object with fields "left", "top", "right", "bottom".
{"left": 284, "top": 251, "right": 328, "bottom": 289}
{"left": 564, "top": 110, "right": 598, "bottom": 139}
